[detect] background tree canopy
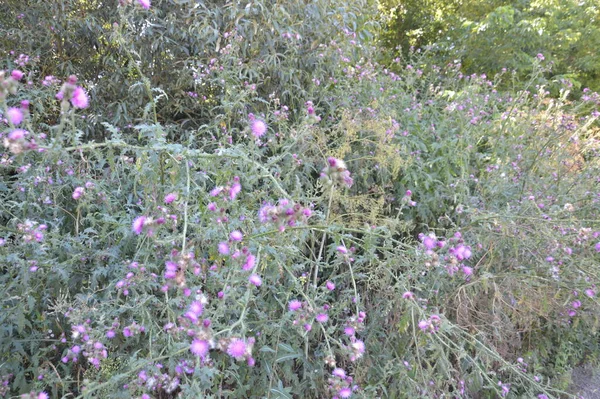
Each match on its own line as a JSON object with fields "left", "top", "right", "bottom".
{"left": 378, "top": 0, "right": 600, "bottom": 93}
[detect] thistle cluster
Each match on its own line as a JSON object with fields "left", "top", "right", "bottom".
{"left": 55, "top": 75, "right": 89, "bottom": 112}
{"left": 3, "top": 129, "right": 37, "bottom": 155}
{"left": 17, "top": 220, "right": 47, "bottom": 243}
{"left": 258, "top": 198, "right": 312, "bottom": 232}
{"left": 0, "top": 70, "right": 22, "bottom": 100}
{"left": 320, "top": 157, "right": 353, "bottom": 188}
{"left": 327, "top": 368, "right": 358, "bottom": 398}
{"left": 418, "top": 314, "right": 442, "bottom": 334}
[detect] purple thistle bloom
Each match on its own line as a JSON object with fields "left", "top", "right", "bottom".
{"left": 218, "top": 241, "right": 230, "bottom": 255}
{"left": 332, "top": 368, "right": 346, "bottom": 378}
{"left": 229, "top": 183, "right": 241, "bottom": 200}
{"left": 339, "top": 387, "right": 353, "bottom": 398}
{"left": 289, "top": 300, "right": 302, "bottom": 311}
{"left": 249, "top": 274, "right": 262, "bottom": 287}
{"left": 71, "top": 86, "right": 89, "bottom": 109}
{"left": 38, "top": 392, "right": 49, "bottom": 399}
{"left": 138, "top": 0, "right": 151, "bottom": 9}
{"left": 164, "top": 192, "right": 177, "bottom": 204}
{"left": 326, "top": 281, "right": 335, "bottom": 291}
{"left": 227, "top": 338, "right": 247, "bottom": 360}
{"left": 316, "top": 313, "right": 329, "bottom": 323}
{"left": 7, "top": 107, "right": 23, "bottom": 125}
{"left": 188, "top": 300, "right": 204, "bottom": 316}
{"left": 243, "top": 253, "right": 256, "bottom": 271}
{"left": 11, "top": 70, "right": 24, "bottom": 80}
{"left": 132, "top": 216, "right": 146, "bottom": 235}
{"left": 251, "top": 120, "right": 267, "bottom": 138}
{"left": 230, "top": 230, "right": 243, "bottom": 241}
{"left": 190, "top": 339, "right": 209, "bottom": 358}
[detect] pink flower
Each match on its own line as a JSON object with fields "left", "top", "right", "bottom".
{"left": 462, "top": 266, "right": 473, "bottom": 276}
{"left": 242, "top": 253, "right": 256, "bottom": 270}
{"left": 585, "top": 288, "right": 596, "bottom": 298}
{"left": 316, "top": 313, "right": 329, "bottom": 323}
{"left": 227, "top": 338, "right": 247, "bottom": 360}
{"left": 11, "top": 70, "right": 24, "bottom": 80}
{"left": 332, "top": 368, "right": 346, "bottom": 378}
{"left": 249, "top": 274, "right": 262, "bottom": 287}
{"left": 339, "top": 387, "right": 352, "bottom": 398}
{"left": 8, "top": 129, "right": 26, "bottom": 140}
{"left": 402, "top": 291, "right": 414, "bottom": 299}
{"left": 188, "top": 300, "right": 204, "bottom": 316}
{"left": 7, "top": 107, "right": 23, "bottom": 125}
{"left": 230, "top": 230, "right": 243, "bottom": 241}
{"left": 138, "top": 0, "right": 151, "bottom": 9}
{"left": 218, "top": 241, "right": 230, "bottom": 255}
{"left": 164, "top": 192, "right": 177, "bottom": 204}
{"left": 132, "top": 216, "right": 146, "bottom": 235}
{"left": 71, "top": 86, "right": 89, "bottom": 109}
{"left": 289, "top": 300, "right": 302, "bottom": 311}
{"left": 229, "top": 183, "right": 241, "bottom": 200}
{"left": 251, "top": 120, "right": 267, "bottom": 138}
{"left": 337, "top": 245, "right": 348, "bottom": 254}
{"left": 326, "top": 281, "right": 335, "bottom": 291}
{"left": 38, "top": 392, "right": 49, "bottom": 399}
{"left": 595, "top": 242, "right": 600, "bottom": 252}
{"left": 190, "top": 339, "right": 209, "bottom": 358}
{"left": 72, "top": 187, "right": 85, "bottom": 200}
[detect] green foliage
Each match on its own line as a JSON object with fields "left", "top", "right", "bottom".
{"left": 378, "top": 0, "right": 600, "bottom": 94}
{"left": 1, "top": 1, "right": 600, "bottom": 398}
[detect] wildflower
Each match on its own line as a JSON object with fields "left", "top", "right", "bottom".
{"left": 7, "top": 107, "right": 23, "bottom": 125}
{"left": 402, "top": 291, "right": 414, "bottom": 299}
{"left": 227, "top": 338, "right": 247, "bottom": 360}
{"left": 218, "top": 242, "right": 230, "bottom": 255}
{"left": 37, "top": 392, "right": 49, "bottom": 399}
{"left": 585, "top": 288, "right": 596, "bottom": 298}
{"left": 242, "top": 253, "right": 256, "bottom": 270}
{"left": 230, "top": 230, "right": 243, "bottom": 241}
{"left": 71, "top": 87, "right": 89, "bottom": 109}
{"left": 332, "top": 368, "right": 346, "bottom": 378}
{"left": 339, "top": 387, "right": 353, "bottom": 398}
{"left": 249, "top": 274, "right": 262, "bottom": 287}
{"left": 251, "top": 120, "right": 267, "bottom": 138}
{"left": 337, "top": 245, "right": 348, "bottom": 254}
{"left": 11, "top": 70, "right": 24, "bottom": 80}
{"left": 316, "top": 313, "right": 329, "bottom": 323}
{"left": 164, "top": 192, "right": 177, "bottom": 204}
{"left": 229, "top": 182, "right": 241, "bottom": 200}
{"left": 190, "top": 339, "right": 209, "bottom": 358}
{"left": 72, "top": 187, "right": 85, "bottom": 200}
{"left": 138, "top": 0, "right": 151, "bottom": 9}
{"left": 289, "top": 300, "right": 302, "bottom": 311}
{"left": 132, "top": 216, "right": 146, "bottom": 235}
{"left": 326, "top": 281, "right": 335, "bottom": 291}
{"left": 595, "top": 242, "right": 600, "bottom": 252}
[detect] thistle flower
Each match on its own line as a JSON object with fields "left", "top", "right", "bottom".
{"left": 71, "top": 86, "right": 89, "bottom": 109}
{"left": 190, "top": 339, "right": 209, "bottom": 358}
{"left": 251, "top": 119, "right": 267, "bottom": 138}
{"left": 226, "top": 338, "right": 247, "bottom": 360}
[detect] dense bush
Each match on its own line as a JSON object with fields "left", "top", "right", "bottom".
{"left": 1, "top": 1, "right": 600, "bottom": 398}
{"left": 378, "top": 0, "right": 600, "bottom": 94}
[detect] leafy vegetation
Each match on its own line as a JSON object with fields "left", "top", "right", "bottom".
{"left": 0, "top": 0, "right": 599, "bottom": 398}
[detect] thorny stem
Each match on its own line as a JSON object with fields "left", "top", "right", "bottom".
{"left": 314, "top": 186, "right": 335, "bottom": 287}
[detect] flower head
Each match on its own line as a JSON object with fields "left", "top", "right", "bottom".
{"left": 7, "top": 107, "right": 23, "bottom": 125}
{"left": 251, "top": 120, "right": 267, "bottom": 138}
{"left": 138, "top": 0, "right": 151, "bottom": 9}
{"left": 227, "top": 338, "right": 247, "bottom": 360}
{"left": 132, "top": 216, "right": 146, "bottom": 235}
{"left": 190, "top": 339, "right": 210, "bottom": 358}
{"left": 71, "top": 86, "right": 89, "bottom": 109}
